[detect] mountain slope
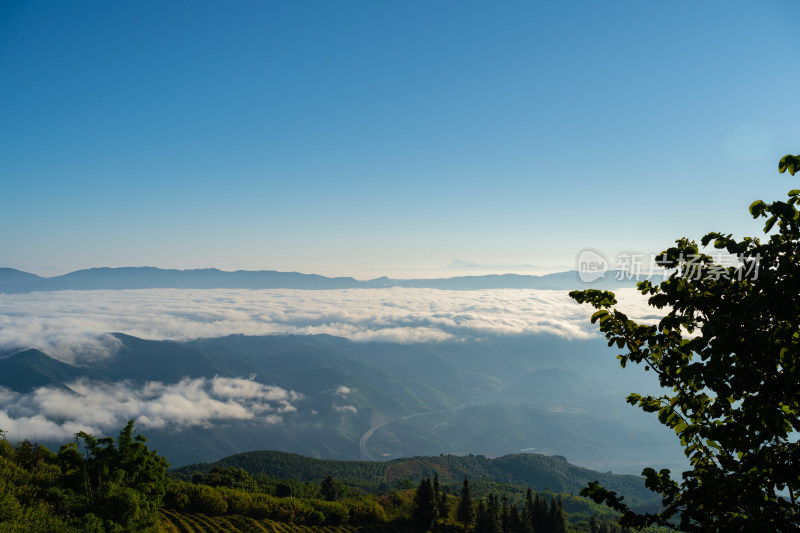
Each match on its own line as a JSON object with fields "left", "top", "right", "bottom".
{"left": 177, "top": 450, "right": 658, "bottom": 506}
{"left": 0, "top": 268, "right": 45, "bottom": 293}
{"left": 0, "top": 333, "right": 684, "bottom": 471}
{"left": 0, "top": 349, "right": 100, "bottom": 393}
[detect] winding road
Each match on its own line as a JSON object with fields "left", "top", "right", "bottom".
{"left": 358, "top": 406, "right": 469, "bottom": 461}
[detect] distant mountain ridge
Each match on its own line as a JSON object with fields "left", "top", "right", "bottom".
{"left": 0, "top": 266, "right": 657, "bottom": 293}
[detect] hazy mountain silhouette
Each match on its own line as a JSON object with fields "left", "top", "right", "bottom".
{"left": 0, "top": 268, "right": 45, "bottom": 293}
{"left": 0, "top": 266, "right": 658, "bottom": 293}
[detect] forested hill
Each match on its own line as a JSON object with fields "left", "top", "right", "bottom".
{"left": 176, "top": 450, "right": 657, "bottom": 506}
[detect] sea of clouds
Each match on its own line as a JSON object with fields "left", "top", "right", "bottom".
{"left": 0, "top": 287, "right": 658, "bottom": 363}
{"left": 0, "top": 287, "right": 659, "bottom": 440}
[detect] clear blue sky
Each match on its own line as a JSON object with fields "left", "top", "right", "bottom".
{"left": 2, "top": 1, "right": 799, "bottom": 276}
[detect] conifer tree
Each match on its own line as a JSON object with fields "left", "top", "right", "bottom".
{"left": 414, "top": 477, "right": 438, "bottom": 531}
{"left": 547, "top": 496, "right": 567, "bottom": 533}
{"left": 433, "top": 473, "right": 448, "bottom": 525}
{"left": 439, "top": 485, "right": 450, "bottom": 525}
{"left": 520, "top": 506, "right": 534, "bottom": 533}
{"left": 524, "top": 488, "right": 534, "bottom": 518}
{"left": 486, "top": 493, "right": 499, "bottom": 533}
{"left": 532, "top": 492, "right": 548, "bottom": 532}
{"left": 500, "top": 495, "right": 510, "bottom": 533}
{"left": 475, "top": 500, "right": 489, "bottom": 533}
{"left": 457, "top": 477, "right": 474, "bottom": 532}
{"left": 545, "top": 496, "right": 556, "bottom": 533}
{"left": 508, "top": 504, "right": 522, "bottom": 533}
{"left": 509, "top": 504, "right": 525, "bottom": 533}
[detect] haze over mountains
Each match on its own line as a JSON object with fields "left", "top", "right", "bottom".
{"left": 0, "top": 331, "right": 683, "bottom": 474}
{"left": 0, "top": 264, "right": 681, "bottom": 479}
{"left": 0, "top": 266, "right": 659, "bottom": 294}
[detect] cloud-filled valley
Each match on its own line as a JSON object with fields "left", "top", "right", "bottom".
{"left": 0, "top": 287, "right": 673, "bottom": 468}
{"left": 0, "top": 287, "right": 656, "bottom": 363}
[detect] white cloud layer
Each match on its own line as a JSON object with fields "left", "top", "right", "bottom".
{"left": 0, "top": 376, "right": 301, "bottom": 441}
{"left": 333, "top": 386, "right": 352, "bottom": 397}
{"left": 0, "top": 288, "right": 658, "bottom": 363}
{"left": 333, "top": 404, "right": 358, "bottom": 414}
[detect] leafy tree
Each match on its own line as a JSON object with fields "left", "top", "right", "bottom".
{"left": 457, "top": 477, "right": 474, "bottom": 531}
{"left": 275, "top": 480, "right": 293, "bottom": 498}
{"left": 570, "top": 154, "right": 800, "bottom": 531}
{"left": 396, "top": 477, "right": 414, "bottom": 490}
{"left": 321, "top": 475, "right": 339, "bottom": 501}
{"left": 58, "top": 420, "right": 169, "bottom": 531}
{"left": 12, "top": 439, "right": 55, "bottom": 472}
{"left": 199, "top": 466, "right": 257, "bottom": 492}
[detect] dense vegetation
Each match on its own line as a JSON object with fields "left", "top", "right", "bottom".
{"left": 1, "top": 423, "right": 646, "bottom": 532}
{"left": 570, "top": 154, "right": 800, "bottom": 531}
{"left": 0, "top": 421, "right": 168, "bottom": 532}
{"left": 177, "top": 450, "right": 656, "bottom": 507}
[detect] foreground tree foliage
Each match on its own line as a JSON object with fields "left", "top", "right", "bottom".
{"left": 64, "top": 420, "right": 170, "bottom": 530}
{"left": 570, "top": 154, "right": 800, "bottom": 531}
{"left": 0, "top": 421, "right": 168, "bottom": 532}
{"left": 3, "top": 422, "right": 623, "bottom": 532}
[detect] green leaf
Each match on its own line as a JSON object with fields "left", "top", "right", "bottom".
{"left": 749, "top": 200, "right": 766, "bottom": 216}
{"left": 779, "top": 154, "right": 800, "bottom": 175}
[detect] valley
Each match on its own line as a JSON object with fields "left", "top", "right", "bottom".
{"left": 0, "top": 332, "right": 684, "bottom": 474}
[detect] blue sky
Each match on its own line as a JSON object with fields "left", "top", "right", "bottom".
{"left": 2, "top": 1, "right": 799, "bottom": 277}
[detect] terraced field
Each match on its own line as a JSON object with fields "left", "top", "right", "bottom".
{"left": 158, "top": 509, "right": 412, "bottom": 533}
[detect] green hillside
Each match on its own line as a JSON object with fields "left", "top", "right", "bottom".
{"left": 0, "top": 423, "right": 646, "bottom": 532}
{"left": 176, "top": 450, "right": 657, "bottom": 507}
